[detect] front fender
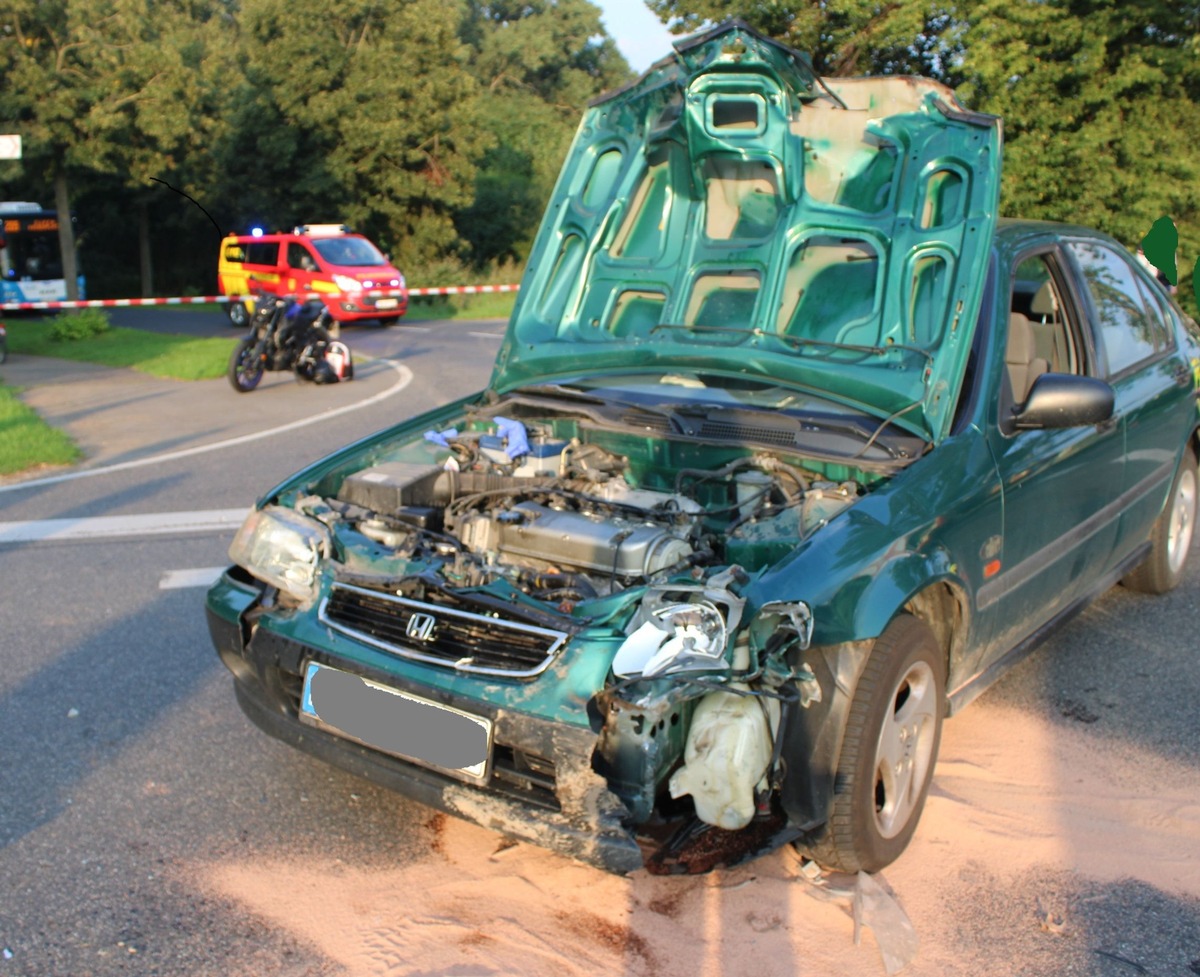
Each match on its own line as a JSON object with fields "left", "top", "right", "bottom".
{"left": 843, "top": 546, "right": 966, "bottom": 641}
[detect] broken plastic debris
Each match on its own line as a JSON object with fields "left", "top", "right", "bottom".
{"left": 2, "top": 947, "right": 13, "bottom": 960}
{"left": 853, "top": 872, "right": 919, "bottom": 975}
{"left": 1036, "top": 896, "right": 1068, "bottom": 935}
{"left": 792, "top": 855, "right": 856, "bottom": 902}
{"left": 798, "top": 857, "right": 824, "bottom": 883}
{"left": 66, "top": 708, "right": 79, "bottom": 718}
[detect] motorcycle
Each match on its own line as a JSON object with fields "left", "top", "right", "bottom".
{"left": 227, "top": 295, "right": 353, "bottom": 393}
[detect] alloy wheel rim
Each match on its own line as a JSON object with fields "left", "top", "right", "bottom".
{"left": 872, "top": 660, "right": 937, "bottom": 840}
{"left": 1167, "top": 465, "right": 1197, "bottom": 576}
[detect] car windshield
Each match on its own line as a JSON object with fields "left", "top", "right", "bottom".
{"left": 312, "top": 237, "right": 387, "bottom": 267}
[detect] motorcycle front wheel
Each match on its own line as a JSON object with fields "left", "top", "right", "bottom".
{"left": 228, "top": 338, "right": 265, "bottom": 393}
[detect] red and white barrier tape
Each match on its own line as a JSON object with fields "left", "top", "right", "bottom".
{"left": 0, "top": 283, "right": 520, "bottom": 312}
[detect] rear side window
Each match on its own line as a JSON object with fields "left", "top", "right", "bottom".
{"left": 244, "top": 242, "right": 279, "bottom": 266}
{"left": 1068, "top": 241, "right": 1172, "bottom": 376}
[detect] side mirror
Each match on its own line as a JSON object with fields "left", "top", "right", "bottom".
{"left": 1013, "top": 373, "right": 1115, "bottom": 430}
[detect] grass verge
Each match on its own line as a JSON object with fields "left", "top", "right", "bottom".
{"left": 406, "top": 291, "right": 517, "bottom": 322}
{"left": 0, "top": 384, "right": 81, "bottom": 475}
{"left": 0, "top": 312, "right": 235, "bottom": 474}
{"left": 6, "top": 318, "right": 236, "bottom": 380}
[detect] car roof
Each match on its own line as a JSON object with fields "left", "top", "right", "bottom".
{"left": 995, "top": 218, "right": 1125, "bottom": 249}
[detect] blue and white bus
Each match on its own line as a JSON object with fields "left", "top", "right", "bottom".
{"left": 0, "top": 201, "right": 85, "bottom": 305}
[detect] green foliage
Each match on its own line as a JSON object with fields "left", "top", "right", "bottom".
{"left": 952, "top": 0, "right": 1200, "bottom": 315}
{"left": 647, "top": 0, "right": 963, "bottom": 76}
{"left": 3, "top": 0, "right": 1196, "bottom": 318}
{"left": 48, "top": 308, "right": 111, "bottom": 343}
{"left": 0, "top": 384, "right": 81, "bottom": 475}
{"left": 1, "top": 0, "right": 631, "bottom": 296}
{"left": 409, "top": 290, "right": 518, "bottom": 321}
{"left": 456, "top": 0, "right": 631, "bottom": 265}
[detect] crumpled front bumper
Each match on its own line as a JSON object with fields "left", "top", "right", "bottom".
{"left": 205, "top": 569, "right": 644, "bottom": 875}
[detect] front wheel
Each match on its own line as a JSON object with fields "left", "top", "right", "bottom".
{"left": 804, "top": 615, "right": 944, "bottom": 874}
{"left": 1122, "top": 446, "right": 1198, "bottom": 594}
{"left": 228, "top": 338, "right": 264, "bottom": 393}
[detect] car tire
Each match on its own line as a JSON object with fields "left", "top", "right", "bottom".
{"left": 804, "top": 614, "right": 944, "bottom": 874}
{"left": 228, "top": 338, "right": 264, "bottom": 393}
{"left": 1122, "top": 445, "right": 1198, "bottom": 594}
{"left": 227, "top": 301, "right": 250, "bottom": 328}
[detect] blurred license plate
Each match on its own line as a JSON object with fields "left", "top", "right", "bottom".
{"left": 299, "top": 662, "right": 491, "bottom": 781}
{"left": 375, "top": 298, "right": 398, "bottom": 309}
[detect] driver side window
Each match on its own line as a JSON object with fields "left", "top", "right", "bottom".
{"left": 287, "top": 243, "right": 318, "bottom": 273}
{"left": 1004, "top": 253, "right": 1080, "bottom": 409}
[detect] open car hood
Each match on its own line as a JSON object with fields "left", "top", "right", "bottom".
{"left": 490, "top": 20, "right": 1002, "bottom": 444}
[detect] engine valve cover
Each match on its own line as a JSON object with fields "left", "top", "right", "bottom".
{"left": 457, "top": 502, "right": 692, "bottom": 578}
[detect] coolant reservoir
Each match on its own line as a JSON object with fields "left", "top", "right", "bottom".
{"left": 668, "top": 689, "right": 779, "bottom": 830}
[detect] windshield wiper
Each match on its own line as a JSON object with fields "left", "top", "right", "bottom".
{"left": 512, "top": 383, "right": 609, "bottom": 404}
{"left": 508, "top": 384, "right": 686, "bottom": 434}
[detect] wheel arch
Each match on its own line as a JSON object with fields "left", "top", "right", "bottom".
{"left": 778, "top": 566, "right": 969, "bottom": 833}
{"left": 901, "top": 579, "right": 969, "bottom": 700}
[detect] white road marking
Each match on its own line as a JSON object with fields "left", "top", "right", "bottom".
{"left": 0, "top": 359, "right": 412, "bottom": 494}
{"left": 468, "top": 332, "right": 502, "bottom": 339}
{"left": 159, "top": 566, "right": 227, "bottom": 590}
{"left": 403, "top": 326, "right": 432, "bottom": 333}
{"left": 0, "top": 509, "right": 248, "bottom": 544}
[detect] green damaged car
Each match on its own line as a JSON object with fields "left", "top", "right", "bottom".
{"left": 207, "top": 21, "right": 1200, "bottom": 875}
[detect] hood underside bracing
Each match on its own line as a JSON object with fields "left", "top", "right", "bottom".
{"left": 491, "top": 19, "right": 1003, "bottom": 445}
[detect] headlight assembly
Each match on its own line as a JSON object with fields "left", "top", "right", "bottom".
{"left": 333, "top": 274, "right": 363, "bottom": 294}
{"left": 612, "top": 600, "right": 729, "bottom": 678}
{"left": 228, "top": 506, "right": 330, "bottom": 606}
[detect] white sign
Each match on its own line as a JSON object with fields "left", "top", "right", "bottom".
{"left": 0, "top": 135, "right": 22, "bottom": 160}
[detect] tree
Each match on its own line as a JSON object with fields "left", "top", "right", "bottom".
{"left": 645, "top": 0, "right": 964, "bottom": 77}
{"left": 0, "top": 0, "right": 231, "bottom": 298}
{"left": 458, "top": 0, "right": 631, "bottom": 266}
{"left": 953, "top": 0, "right": 1200, "bottom": 302}
{"left": 222, "top": 0, "right": 493, "bottom": 269}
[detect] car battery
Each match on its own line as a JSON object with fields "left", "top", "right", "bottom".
{"left": 513, "top": 438, "right": 568, "bottom": 477}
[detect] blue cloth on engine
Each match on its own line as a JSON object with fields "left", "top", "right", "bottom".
{"left": 494, "top": 416, "right": 530, "bottom": 460}
{"left": 423, "top": 428, "right": 459, "bottom": 448}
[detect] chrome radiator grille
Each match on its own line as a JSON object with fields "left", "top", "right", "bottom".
{"left": 319, "top": 583, "right": 568, "bottom": 678}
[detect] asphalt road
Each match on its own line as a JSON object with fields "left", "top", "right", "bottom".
{"left": 1, "top": 309, "right": 1198, "bottom": 976}
{"left": 0, "top": 309, "right": 505, "bottom": 975}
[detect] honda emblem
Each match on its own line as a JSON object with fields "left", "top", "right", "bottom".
{"left": 406, "top": 612, "right": 437, "bottom": 642}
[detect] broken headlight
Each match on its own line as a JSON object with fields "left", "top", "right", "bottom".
{"left": 228, "top": 505, "right": 330, "bottom": 606}
{"left": 611, "top": 600, "right": 729, "bottom": 678}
